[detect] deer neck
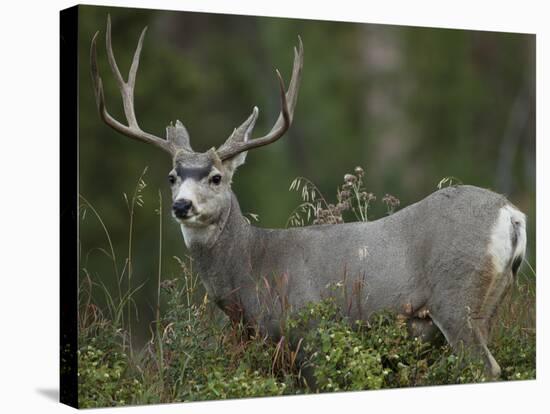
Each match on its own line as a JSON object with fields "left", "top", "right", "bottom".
{"left": 180, "top": 191, "right": 249, "bottom": 251}
{"left": 183, "top": 192, "right": 252, "bottom": 304}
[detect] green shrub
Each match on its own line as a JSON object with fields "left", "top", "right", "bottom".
{"left": 78, "top": 281, "right": 535, "bottom": 406}
{"left": 493, "top": 325, "right": 536, "bottom": 381}
{"left": 153, "top": 275, "right": 297, "bottom": 402}
{"left": 78, "top": 335, "right": 144, "bottom": 407}
{"left": 286, "top": 299, "right": 506, "bottom": 390}
{"left": 289, "top": 299, "right": 385, "bottom": 391}
{"left": 359, "top": 311, "right": 431, "bottom": 387}
{"left": 181, "top": 367, "right": 288, "bottom": 401}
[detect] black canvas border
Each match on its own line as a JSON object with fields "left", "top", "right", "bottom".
{"left": 60, "top": 5, "right": 79, "bottom": 409}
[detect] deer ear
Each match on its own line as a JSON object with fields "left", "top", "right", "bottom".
{"left": 219, "top": 107, "right": 258, "bottom": 175}
{"left": 222, "top": 151, "right": 247, "bottom": 174}
{"left": 207, "top": 147, "right": 245, "bottom": 176}
{"left": 217, "top": 107, "right": 258, "bottom": 172}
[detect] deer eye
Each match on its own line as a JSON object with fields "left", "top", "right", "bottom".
{"left": 168, "top": 175, "right": 176, "bottom": 185}
{"left": 210, "top": 174, "right": 222, "bottom": 185}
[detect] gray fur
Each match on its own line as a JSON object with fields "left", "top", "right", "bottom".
{"left": 191, "top": 185, "right": 501, "bottom": 322}
{"left": 184, "top": 182, "right": 525, "bottom": 379}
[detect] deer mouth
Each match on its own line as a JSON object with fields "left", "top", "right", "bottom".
{"left": 174, "top": 212, "right": 193, "bottom": 222}
{"left": 172, "top": 209, "right": 194, "bottom": 222}
{"left": 175, "top": 211, "right": 206, "bottom": 227}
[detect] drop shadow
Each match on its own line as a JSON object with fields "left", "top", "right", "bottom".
{"left": 36, "top": 388, "right": 59, "bottom": 402}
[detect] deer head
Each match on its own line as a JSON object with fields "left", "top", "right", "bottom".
{"left": 90, "top": 16, "right": 303, "bottom": 238}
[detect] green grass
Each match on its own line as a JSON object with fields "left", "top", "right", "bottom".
{"left": 77, "top": 271, "right": 535, "bottom": 407}
{"left": 77, "top": 168, "right": 535, "bottom": 407}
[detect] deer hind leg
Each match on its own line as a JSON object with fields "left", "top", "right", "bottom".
{"left": 431, "top": 204, "right": 526, "bottom": 379}
{"left": 478, "top": 204, "right": 526, "bottom": 337}
{"left": 425, "top": 261, "right": 507, "bottom": 379}
{"left": 476, "top": 261, "right": 514, "bottom": 342}
{"left": 430, "top": 304, "right": 502, "bottom": 379}
{"left": 473, "top": 204, "right": 526, "bottom": 376}
{"left": 430, "top": 260, "right": 517, "bottom": 379}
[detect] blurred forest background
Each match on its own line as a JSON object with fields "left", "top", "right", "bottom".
{"left": 78, "top": 5, "right": 535, "bottom": 344}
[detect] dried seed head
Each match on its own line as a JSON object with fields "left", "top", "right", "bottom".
{"left": 382, "top": 193, "right": 400, "bottom": 207}
{"left": 344, "top": 174, "right": 357, "bottom": 184}
{"left": 340, "top": 190, "right": 351, "bottom": 200}
{"left": 160, "top": 278, "right": 177, "bottom": 292}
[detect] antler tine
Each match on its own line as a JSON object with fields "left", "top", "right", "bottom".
{"left": 105, "top": 15, "right": 125, "bottom": 90}
{"left": 217, "top": 36, "right": 304, "bottom": 161}
{"left": 90, "top": 16, "right": 175, "bottom": 155}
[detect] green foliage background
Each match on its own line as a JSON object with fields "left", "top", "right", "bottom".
{"left": 78, "top": 5, "right": 535, "bottom": 345}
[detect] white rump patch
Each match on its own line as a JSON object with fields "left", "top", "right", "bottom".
{"left": 487, "top": 205, "right": 527, "bottom": 274}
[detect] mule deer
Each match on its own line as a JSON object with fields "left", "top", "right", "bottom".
{"left": 90, "top": 17, "right": 527, "bottom": 379}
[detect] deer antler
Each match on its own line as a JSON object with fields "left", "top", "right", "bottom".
{"left": 216, "top": 36, "right": 304, "bottom": 161}
{"left": 90, "top": 16, "right": 181, "bottom": 156}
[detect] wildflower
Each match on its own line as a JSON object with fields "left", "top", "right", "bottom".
{"left": 382, "top": 194, "right": 400, "bottom": 210}
{"left": 344, "top": 174, "right": 357, "bottom": 184}
{"left": 339, "top": 190, "right": 351, "bottom": 200}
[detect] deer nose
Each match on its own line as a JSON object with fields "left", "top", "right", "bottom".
{"left": 173, "top": 199, "right": 193, "bottom": 218}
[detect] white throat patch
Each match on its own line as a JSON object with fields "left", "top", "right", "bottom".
{"left": 180, "top": 223, "right": 218, "bottom": 248}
